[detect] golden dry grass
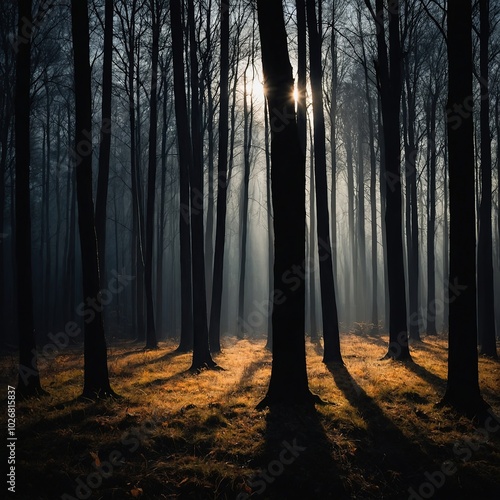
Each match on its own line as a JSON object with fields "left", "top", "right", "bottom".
{"left": 1, "top": 332, "right": 499, "bottom": 499}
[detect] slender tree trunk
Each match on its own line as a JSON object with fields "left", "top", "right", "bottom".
{"left": 170, "top": 0, "right": 194, "bottom": 352}
{"left": 366, "top": 0, "right": 410, "bottom": 360}
{"left": 209, "top": 0, "right": 230, "bottom": 354}
{"left": 71, "top": 0, "right": 116, "bottom": 398}
{"left": 330, "top": 3, "right": 338, "bottom": 282}
{"left": 204, "top": 0, "right": 215, "bottom": 306}
{"left": 442, "top": 123, "right": 449, "bottom": 333}
{"left": 256, "top": 0, "right": 316, "bottom": 407}
{"left": 441, "top": 0, "right": 486, "bottom": 415}
{"left": 477, "top": 0, "right": 497, "bottom": 358}
{"left": 15, "top": 0, "right": 45, "bottom": 396}
{"left": 144, "top": 0, "right": 160, "bottom": 349}
{"left": 95, "top": 0, "right": 113, "bottom": 285}
{"left": 402, "top": 60, "right": 421, "bottom": 342}
{"left": 186, "top": 0, "right": 216, "bottom": 370}
{"left": 238, "top": 48, "right": 254, "bottom": 338}
{"left": 156, "top": 69, "right": 171, "bottom": 339}
{"left": 359, "top": 13, "right": 379, "bottom": 331}
{"left": 357, "top": 100, "right": 367, "bottom": 321}
{"left": 264, "top": 98, "right": 273, "bottom": 350}
{"left": 426, "top": 92, "right": 438, "bottom": 336}
{"left": 309, "top": 123, "right": 318, "bottom": 343}
{"left": 306, "top": 0, "right": 342, "bottom": 363}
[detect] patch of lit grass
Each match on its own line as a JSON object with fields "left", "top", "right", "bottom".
{"left": 1, "top": 333, "right": 499, "bottom": 499}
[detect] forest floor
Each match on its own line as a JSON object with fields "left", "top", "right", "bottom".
{"left": 1, "top": 330, "right": 500, "bottom": 500}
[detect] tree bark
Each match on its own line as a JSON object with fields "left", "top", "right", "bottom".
{"left": 186, "top": 0, "right": 216, "bottom": 370}
{"left": 477, "top": 0, "right": 497, "bottom": 358}
{"left": 441, "top": 0, "right": 486, "bottom": 415}
{"left": 209, "top": 0, "right": 230, "bottom": 354}
{"left": 95, "top": 0, "right": 113, "bottom": 285}
{"left": 170, "top": 0, "right": 194, "bottom": 352}
{"left": 15, "top": 0, "right": 45, "bottom": 396}
{"left": 71, "top": 0, "right": 116, "bottom": 399}
{"left": 306, "top": 0, "right": 342, "bottom": 363}
{"left": 256, "top": 0, "right": 316, "bottom": 407}
{"left": 144, "top": 0, "right": 161, "bottom": 349}
{"left": 366, "top": 0, "right": 410, "bottom": 360}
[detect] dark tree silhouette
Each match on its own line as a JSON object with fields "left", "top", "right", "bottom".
{"left": 71, "top": 0, "right": 116, "bottom": 399}
{"left": 306, "top": 0, "right": 342, "bottom": 363}
{"left": 144, "top": 0, "right": 161, "bottom": 350}
{"left": 186, "top": 0, "right": 217, "bottom": 370}
{"left": 209, "top": 0, "right": 230, "bottom": 354}
{"left": 441, "top": 0, "right": 487, "bottom": 416}
{"left": 15, "top": 0, "right": 45, "bottom": 397}
{"left": 170, "top": 0, "right": 193, "bottom": 352}
{"left": 365, "top": 0, "right": 411, "bottom": 360}
{"left": 256, "top": 0, "right": 317, "bottom": 407}
{"left": 95, "top": 0, "right": 113, "bottom": 283}
{"left": 477, "top": 0, "right": 497, "bottom": 358}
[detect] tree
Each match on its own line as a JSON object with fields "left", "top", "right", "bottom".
{"left": 441, "top": 0, "right": 487, "bottom": 416}
{"left": 256, "top": 0, "right": 317, "bottom": 407}
{"left": 186, "top": 0, "right": 217, "bottom": 370}
{"left": 365, "top": 0, "right": 411, "bottom": 360}
{"left": 71, "top": 0, "right": 116, "bottom": 399}
{"left": 15, "top": 0, "right": 45, "bottom": 397}
{"left": 169, "top": 0, "right": 193, "bottom": 352}
{"left": 209, "top": 0, "right": 230, "bottom": 354}
{"left": 144, "top": 0, "right": 162, "bottom": 350}
{"left": 477, "top": 0, "right": 497, "bottom": 358}
{"left": 306, "top": 0, "right": 342, "bottom": 363}
{"left": 95, "top": 0, "right": 113, "bottom": 284}
{"left": 237, "top": 27, "right": 255, "bottom": 339}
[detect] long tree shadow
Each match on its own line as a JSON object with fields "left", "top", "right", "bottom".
{"left": 327, "top": 363, "right": 449, "bottom": 498}
{"left": 403, "top": 360, "right": 447, "bottom": 393}
{"left": 121, "top": 347, "right": 190, "bottom": 373}
{"left": 222, "top": 357, "right": 270, "bottom": 399}
{"left": 249, "top": 405, "right": 348, "bottom": 499}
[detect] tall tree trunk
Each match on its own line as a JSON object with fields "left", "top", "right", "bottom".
{"left": 15, "top": 0, "right": 45, "bottom": 396}
{"left": 359, "top": 10, "right": 379, "bottom": 331}
{"left": 71, "top": 0, "right": 116, "bottom": 399}
{"left": 357, "top": 100, "right": 367, "bottom": 321}
{"left": 402, "top": 54, "right": 421, "bottom": 342}
{"left": 477, "top": 0, "right": 497, "bottom": 358}
{"left": 186, "top": 0, "right": 216, "bottom": 370}
{"left": 256, "top": 0, "right": 316, "bottom": 407}
{"left": 441, "top": 0, "right": 486, "bottom": 415}
{"left": 238, "top": 47, "right": 254, "bottom": 339}
{"left": 209, "top": 0, "right": 230, "bottom": 354}
{"left": 426, "top": 92, "right": 438, "bottom": 336}
{"left": 329, "top": 3, "right": 338, "bottom": 282}
{"left": 95, "top": 0, "right": 113, "bottom": 285}
{"left": 366, "top": 0, "right": 410, "bottom": 360}
{"left": 309, "top": 123, "right": 318, "bottom": 343}
{"left": 144, "top": 0, "right": 160, "bottom": 349}
{"left": 170, "top": 0, "right": 194, "bottom": 352}
{"left": 306, "top": 0, "right": 342, "bottom": 363}
{"left": 264, "top": 98, "right": 273, "bottom": 350}
{"left": 204, "top": 0, "right": 215, "bottom": 306}
{"left": 156, "top": 69, "right": 171, "bottom": 339}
